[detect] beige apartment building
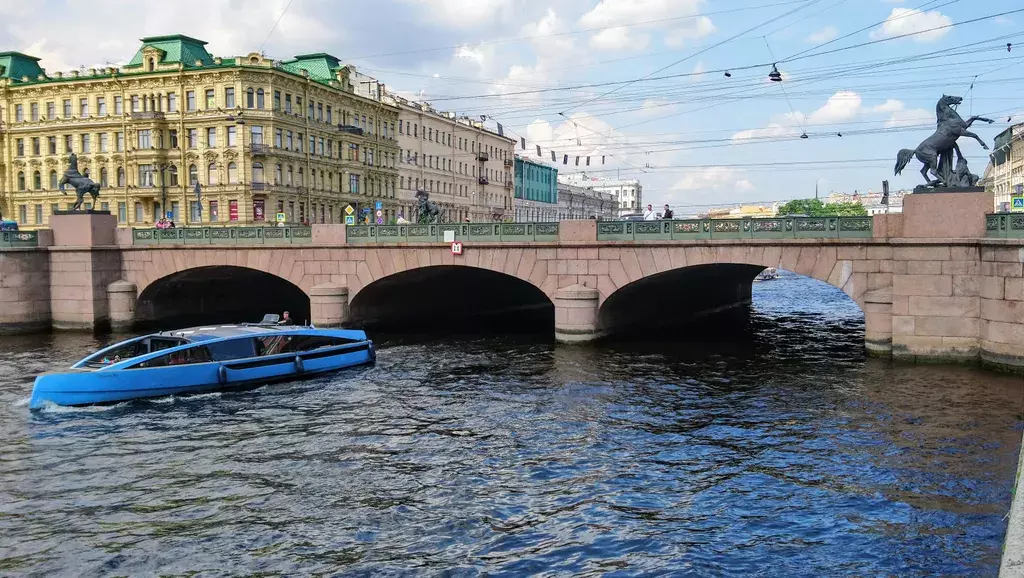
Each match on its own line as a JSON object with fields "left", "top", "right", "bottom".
{"left": 391, "top": 96, "right": 515, "bottom": 222}
{"left": 0, "top": 34, "right": 400, "bottom": 228}
{"left": 987, "top": 123, "right": 1024, "bottom": 211}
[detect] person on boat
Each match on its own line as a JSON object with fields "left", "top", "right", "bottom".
{"left": 278, "top": 311, "right": 293, "bottom": 325}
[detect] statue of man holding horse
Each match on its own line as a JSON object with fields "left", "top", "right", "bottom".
{"left": 894, "top": 94, "right": 993, "bottom": 189}
{"left": 58, "top": 153, "right": 101, "bottom": 211}
{"left": 415, "top": 188, "right": 442, "bottom": 224}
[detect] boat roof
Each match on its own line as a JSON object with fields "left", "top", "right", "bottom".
{"left": 154, "top": 324, "right": 300, "bottom": 342}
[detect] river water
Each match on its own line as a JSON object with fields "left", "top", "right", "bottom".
{"left": 0, "top": 273, "right": 1022, "bottom": 577}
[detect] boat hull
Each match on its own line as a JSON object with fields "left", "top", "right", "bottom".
{"left": 29, "top": 342, "right": 375, "bottom": 409}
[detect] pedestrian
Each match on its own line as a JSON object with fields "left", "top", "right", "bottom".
{"left": 643, "top": 204, "right": 657, "bottom": 221}
{"left": 663, "top": 204, "right": 674, "bottom": 219}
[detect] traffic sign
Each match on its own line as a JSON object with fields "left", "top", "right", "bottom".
{"left": 375, "top": 210, "right": 383, "bottom": 218}
{"left": 375, "top": 201, "right": 383, "bottom": 211}
{"left": 345, "top": 215, "right": 355, "bottom": 225}
{"left": 276, "top": 212, "right": 286, "bottom": 223}
{"left": 376, "top": 217, "right": 384, "bottom": 225}
{"left": 344, "top": 205, "right": 354, "bottom": 215}
{"left": 450, "top": 241, "right": 463, "bottom": 255}
{"left": 1012, "top": 195, "right": 1024, "bottom": 212}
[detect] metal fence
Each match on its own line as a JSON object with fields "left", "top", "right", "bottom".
{"left": 0, "top": 230, "right": 38, "bottom": 247}
{"left": 596, "top": 217, "right": 874, "bottom": 241}
{"left": 345, "top": 222, "right": 560, "bottom": 244}
{"left": 986, "top": 213, "right": 1024, "bottom": 238}
{"left": 132, "top": 226, "right": 312, "bottom": 245}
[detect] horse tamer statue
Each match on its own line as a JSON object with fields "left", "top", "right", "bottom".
{"left": 894, "top": 94, "right": 993, "bottom": 188}
{"left": 58, "top": 153, "right": 101, "bottom": 211}
{"left": 415, "top": 188, "right": 442, "bottom": 224}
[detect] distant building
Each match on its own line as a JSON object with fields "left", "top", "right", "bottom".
{"left": 556, "top": 182, "right": 617, "bottom": 220}
{"left": 826, "top": 191, "right": 906, "bottom": 215}
{"left": 558, "top": 172, "right": 642, "bottom": 215}
{"left": 514, "top": 156, "right": 558, "bottom": 221}
{"left": 986, "top": 124, "right": 1024, "bottom": 211}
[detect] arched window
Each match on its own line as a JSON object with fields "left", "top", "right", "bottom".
{"left": 99, "top": 168, "right": 108, "bottom": 187}
{"left": 286, "top": 165, "right": 293, "bottom": 185}
{"left": 148, "top": 57, "right": 155, "bottom": 72}
{"left": 246, "top": 88, "right": 254, "bottom": 108}
{"left": 167, "top": 165, "right": 178, "bottom": 187}
{"left": 49, "top": 170, "right": 58, "bottom": 190}
{"left": 207, "top": 162, "right": 218, "bottom": 185}
{"left": 188, "top": 164, "right": 198, "bottom": 186}
{"left": 320, "top": 170, "right": 325, "bottom": 189}
{"left": 252, "top": 162, "right": 265, "bottom": 183}
{"left": 227, "top": 162, "right": 238, "bottom": 184}
{"left": 117, "top": 167, "right": 126, "bottom": 187}
{"left": 33, "top": 171, "right": 41, "bottom": 190}
{"left": 297, "top": 167, "right": 304, "bottom": 186}
{"left": 310, "top": 170, "right": 316, "bottom": 189}
{"left": 256, "top": 89, "right": 265, "bottom": 109}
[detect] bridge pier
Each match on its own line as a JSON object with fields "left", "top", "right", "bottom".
{"left": 553, "top": 284, "right": 602, "bottom": 343}
{"left": 106, "top": 280, "right": 137, "bottom": 332}
{"left": 310, "top": 283, "right": 349, "bottom": 328}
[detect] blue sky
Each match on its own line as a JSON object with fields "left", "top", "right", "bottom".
{"left": 1, "top": 0, "right": 1021, "bottom": 211}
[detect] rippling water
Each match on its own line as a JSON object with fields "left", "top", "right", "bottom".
{"left": 1, "top": 273, "right": 1022, "bottom": 577}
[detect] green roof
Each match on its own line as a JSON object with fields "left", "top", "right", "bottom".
{"left": 0, "top": 52, "right": 44, "bottom": 81}
{"left": 281, "top": 53, "right": 343, "bottom": 82}
{"left": 123, "top": 34, "right": 214, "bottom": 69}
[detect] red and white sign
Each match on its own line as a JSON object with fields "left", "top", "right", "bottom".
{"left": 450, "top": 241, "right": 463, "bottom": 255}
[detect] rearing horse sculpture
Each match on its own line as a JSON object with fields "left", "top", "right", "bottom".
{"left": 894, "top": 95, "right": 993, "bottom": 187}
{"left": 58, "top": 153, "right": 101, "bottom": 210}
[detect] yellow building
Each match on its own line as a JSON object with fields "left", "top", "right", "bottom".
{"left": 0, "top": 35, "right": 400, "bottom": 228}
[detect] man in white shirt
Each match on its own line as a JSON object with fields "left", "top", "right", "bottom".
{"left": 643, "top": 204, "right": 657, "bottom": 220}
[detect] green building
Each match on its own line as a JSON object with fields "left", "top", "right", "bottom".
{"left": 514, "top": 156, "right": 558, "bottom": 221}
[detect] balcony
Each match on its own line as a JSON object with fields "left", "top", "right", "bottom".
{"left": 505, "top": 180, "right": 513, "bottom": 188}
{"left": 130, "top": 111, "right": 166, "bottom": 121}
{"left": 476, "top": 152, "right": 489, "bottom": 162}
{"left": 479, "top": 177, "right": 490, "bottom": 185}
{"left": 251, "top": 181, "right": 268, "bottom": 191}
{"left": 503, "top": 159, "right": 513, "bottom": 167}
{"left": 338, "top": 125, "right": 364, "bottom": 136}
{"left": 248, "top": 143, "right": 269, "bottom": 155}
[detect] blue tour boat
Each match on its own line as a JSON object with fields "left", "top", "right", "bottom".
{"left": 29, "top": 316, "right": 375, "bottom": 409}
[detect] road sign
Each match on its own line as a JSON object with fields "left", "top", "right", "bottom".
{"left": 1012, "top": 195, "right": 1024, "bottom": 212}
{"left": 375, "top": 210, "right": 383, "bottom": 218}
{"left": 276, "top": 212, "right": 286, "bottom": 223}
{"left": 450, "top": 241, "right": 463, "bottom": 255}
{"left": 443, "top": 230, "right": 456, "bottom": 243}
{"left": 375, "top": 201, "right": 383, "bottom": 211}
{"left": 344, "top": 205, "right": 354, "bottom": 215}
{"left": 376, "top": 217, "right": 384, "bottom": 225}
{"left": 345, "top": 215, "right": 355, "bottom": 225}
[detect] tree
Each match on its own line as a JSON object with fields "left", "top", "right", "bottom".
{"left": 776, "top": 198, "right": 867, "bottom": 217}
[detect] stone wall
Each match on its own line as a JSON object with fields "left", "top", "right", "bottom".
{"left": 49, "top": 248, "right": 123, "bottom": 331}
{"left": 0, "top": 249, "right": 51, "bottom": 334}
{"left": 980, "top": 244, "right": 1024, "bottom": 372}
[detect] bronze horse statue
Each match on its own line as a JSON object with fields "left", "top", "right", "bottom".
{"left": 58, "top": 153, "right": 101, "bottom": 211}
{"left": 894, "top": 94, "right": 993, "bottom": 187}
{"left": 415, "top": 188, "right": 442, "bottom": 224}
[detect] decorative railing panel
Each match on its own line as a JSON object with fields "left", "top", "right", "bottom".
{"left": 345, "top": 222, "right": 561, "bottom": 244}
{"left": 595, "top": 216, "right": 874, "bottom": 241}
{"left": 131, "top": 226, "right": 313, "bottom": 245}
{"left": 987, "top": 213, "right": 1024, "bottom": 238}
{"left": 0, "top": 230, "right": 39, "bottom": 247}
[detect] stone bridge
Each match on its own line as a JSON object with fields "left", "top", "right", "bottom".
{"left": 2, "top": 191, "right": 1022, "bottom": 372}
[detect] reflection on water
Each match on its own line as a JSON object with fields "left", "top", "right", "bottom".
{"left": 0, "top": 272, "right": 1021, "bottom": 576}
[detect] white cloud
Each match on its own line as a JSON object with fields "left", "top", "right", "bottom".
{"left": 870, "top": 8, "right": 952, "bottom": 43}
{"left": 806, "top": 25, "right": 838, "bottom": 43}
{"left": 397, "top": 0, "right": 512, "bottom": 28}
{"left": 639, "top": 99, "right": 678, "bottom": 116}
{"left": 872, "top": 99, "right": 904, "bottom": 114}
{"left": 671, "top": 167, "right": 755, "bottom": 193}
{"left": 732, "top": 91, "right": 863, "bottom": 140}
{"left": 579, "top": 0, "right": 714, "bottom": 51}
{"left": 995, "top": 16, "right": 1014, "bottom": 26}
{"left": 690, "top": 61, "right": 706, "bottom": 81}
{"left": 488, "top": 9, "right": 584, "bottom": 106}
{"left": 874, "top": 99, "right": 931, "bottom": 127}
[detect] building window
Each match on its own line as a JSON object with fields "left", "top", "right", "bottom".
{"left": 117, "top": 202, "right": 127, "bottom": 223}
{"left": 189, "top": 164, "right": 198, "bottom": 186}
{"left": 30, "top": 103, "right": 38, "bottom": 121}
{"left": 15, "top": 104, "right": 23, "bottom": 122}
{"left": 168, "top": 93, "right": 177, "bottom": 112}
{"left": 191, "top": 201, "right": 201, "bottom": 222}
{"left": 117, "top": 167, "right": 126, "bottom": 187}
{"left": 256, "top": 89, "right": 265, "bottom": 109}
{"left": 137, "top": 129, "right": 151, "bottom": 149}
{"left": 274, "top": 91, "right": 281, "bottom": 110}
{"left": 227, "top": 126, "right": 237, "bottom": 147}
{"left": 207, "top": 127, "right": 217, "bottom": 147}
{"left": 99, "top": 133, "right": 108, "bottom": 152}
{"left": 131, "top": 95, "right": 140, "bottom": 112}
{"left": 31, "top": 137, "right": 41, "bottom": 155}
{"left": 251, "top": 126, "right": 263, "bottom": 144}
{"left": 99, "top": 168, "right": 108, "bottom": 187}
{"left": 80, "top": 98, "right": 88, "bottom": 117}
{"left": 138, "top": 165, "right": 155, "bottom": 187}
{"left": 274, "top": 128, "right": 282, "bottom": 148}
{"left": 285, "top": 94, "right": 292, "bottom": 113}
{"left": 62, "top": 99, "right": 71, "bottom": 118}
{"left": 207, "top": 163, "right": 218, "bottom": 185}
{"left": 46, "top": 101, "right": 55, "bottom": 119}
{"left": 275, "top": 164, "right": 283, "bottom": 184}
{"left": 49, "top": 171, "right": 58, "bottom": 189}
{"left": 210, "top": 200, "right": 219, "bottom": 222}
{"left": 168, "top": 130, "right": 178, "bottom": 149}
{"left": 116, "top": 132, "right": 124, "bottom": 152}
{"left": 168, "top": 165, "right": 178, "bottom": 187}
{"left": 16, "top": 172, "right": 25, "bottom": 191}
{"left": 229, "top": 200, "right": 239, "bottom": 221}
{"left": 297, "top": 167, "right": 304, "bottom": 187}
{"left": 186, "top": 91, "right": 196, "bottom": 111}
{"left": 135, "top": 202, "right": 144, "bottom": 223}
{"left": 171, "top": 201, "right": 179, "bottom": 222}
{"left": 317, "top": 102, "right": 323, "bottom": 121}
{"left": 15, "top": 139, "right": 23, "bottom": 157}
{"left": 33, "top": 171, "right": 41, "bottom": 190}
{"left": 114, "top": 96, "right": 122, "bottom": 115}
{"left": 81, "top": 134, "right": 90, "bottom": 153}
{"left": 205, "top": 89, "right": 215, "bottom": 109}
{"left": 18, "top": 205, "right": 26, "bottom": 224}
{"left": 350, "top": 173, "right": 359, "bottom": 193}
{"left": 148, "top": 57, "right": 155, "bottom": 71}
{"left": 252, "top": 162, "right": 265, "bottom": 183}
{"left": 188, "top": 129, "right": 198, "bottom": 149}
{"left": 225, "top": 87, "right": 235, "bottom": 109}
{"left": 326, "top": 105, "right": 332, "bottom": 124}
{"left": 227, "top": 162, "right": 238, "bottom": 184}
{"left": 97, "top": 97, "right": 107, "bottom": 116}
{"left": 308, "top": 101, "right": 314, "bottom": 119}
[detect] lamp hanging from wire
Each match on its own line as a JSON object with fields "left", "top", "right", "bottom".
{"left": 768, "top": 63, "right": 783, "bottom": 82}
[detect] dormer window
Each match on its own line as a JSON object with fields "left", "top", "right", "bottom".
{"left": 148, "top": 58, "right": 155, "bottom": 71}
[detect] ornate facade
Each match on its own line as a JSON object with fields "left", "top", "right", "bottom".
{"left": 0, "top": 35, "right": 401, "bottom": 228}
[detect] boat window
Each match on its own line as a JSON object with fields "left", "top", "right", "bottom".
{"left": 279, "top": 335, "right": 356, "bottom": 353}
{"left": 131, "top": 346, "right": 212, "bottom": 369}
{"left": 82, "top": 340, "right": 147, "bottom": 367}
{"left": 148, "top": 338, "right": 186, "bottom": 353}
{"left": 206, "top": 338, "right": 257, "bottom": 361}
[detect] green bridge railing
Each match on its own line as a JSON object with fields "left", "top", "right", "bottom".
{"left": 596, "top": 216, "right": 874, "bottom": 241}
{"left": 346, "top": 222, "right": 560, "bottom": 244}
{"left": 986, "top": 213, "right": 1024, "bottom": 238}
{"left": 132, "top": 226, "right": 312, "bottom": 245}
{"left": 0, "top": 230, "right": 39, "bottom": 247}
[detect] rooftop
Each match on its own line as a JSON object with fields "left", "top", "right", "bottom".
{"left": 158, "top": 324, "right": 294, "bottom": 341}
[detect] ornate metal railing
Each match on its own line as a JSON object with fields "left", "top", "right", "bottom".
{"left": 0, "top": 230, "right": 39, "bottom": 247}
{"left": 346, "top": 222, "right": 560, "bottom": 244}
{"left": 986, "top": 213, "right": 1024, "bottom": 238}
{"left": 131, "top": 226, "right": 312, "bottom": 245}
{"left": 596, "top": 216, "right": 874, "bottom": 241}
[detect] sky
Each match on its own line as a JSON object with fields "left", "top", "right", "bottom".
{"left": 1, "top": 0, "right": 1022, "bottom": 212}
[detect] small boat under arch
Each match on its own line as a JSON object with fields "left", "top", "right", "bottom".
{"left": 29, "top": 320, "right": 375, "bottom": 409}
